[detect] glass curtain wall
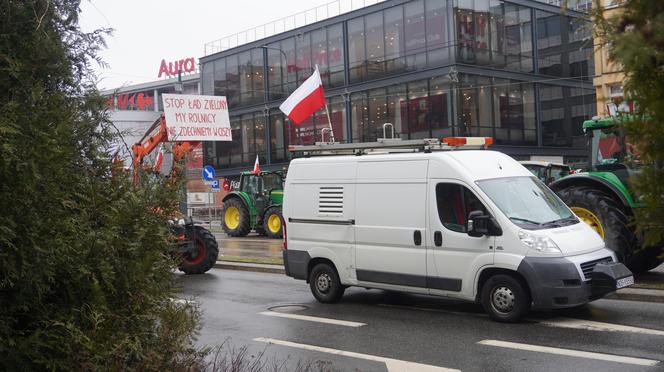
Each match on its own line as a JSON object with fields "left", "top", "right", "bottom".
{"left": 456, "top": 74, "right": 536, "bottom": 145}
{"left": 267, "top": 23, "right": 345, "bottom": 100}
{"left": 347, "top": 73, "right": 540, "bottom": 145}
{"left": 290, "top": 95, "right": 347, "bottom": 145}
{"left": 348, "top": 0, "right": 453, "bottom": 84}
{"left": 540, "top": 84, "right": 595, "bottom": 147}
{"left": 456, "top": 0, "right": 533, "bottom": 73}
{"left": 536, "top": 10, "right": 593, "bottom": 80}
{"left": 350, "top": 77, "right": 453, "bottom": 142}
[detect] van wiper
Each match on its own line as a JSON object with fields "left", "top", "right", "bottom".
{"left": 542, "top": 216, "right": 578, "bottom": 227}
{"left": 508, "top": 217, "right": 542, "bottom": 226}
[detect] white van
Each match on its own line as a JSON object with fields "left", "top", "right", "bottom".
{"left": 282, "top": 137, "right": 633, "bottom": 322}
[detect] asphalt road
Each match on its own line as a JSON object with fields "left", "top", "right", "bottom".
{"left": 177, "top": 269, "right": 664, "bottom": 372}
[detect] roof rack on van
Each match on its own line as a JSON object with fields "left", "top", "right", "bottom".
{"left": 288, "top": 136, "right": 493, "bottom": 156}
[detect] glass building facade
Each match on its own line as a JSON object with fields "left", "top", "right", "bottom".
{"left": 201, "top": 0, "right": 595, "bottom": 173}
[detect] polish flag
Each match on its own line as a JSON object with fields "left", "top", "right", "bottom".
{"left": 279, "top": 66, "right": 326, "bottom": 125}
{"left": 252, "top": 155, "right": 261, "bottom": 174}
{"left": 154, "top": 145, "right": 164, "bottom": 172}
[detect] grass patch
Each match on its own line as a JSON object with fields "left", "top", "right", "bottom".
{"left": 218, "top": 255, "right": 284, "bottom": 265}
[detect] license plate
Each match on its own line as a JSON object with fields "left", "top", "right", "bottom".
{"left": 616, "top": 275, "right": 634, "bottom": 289}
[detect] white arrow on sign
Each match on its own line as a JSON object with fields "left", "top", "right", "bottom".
{"left": 204, "top": 168, "right": 214, "bottom": 179}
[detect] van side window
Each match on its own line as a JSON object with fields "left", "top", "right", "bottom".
{"left": 436, "top": 183, "right": 488, "bottom": 233}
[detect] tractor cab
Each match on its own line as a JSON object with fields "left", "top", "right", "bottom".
{"left": 585, "top": 117, "right": 642, "bottom": 172}
{"left": 238, "top": 171, "right": 284, "bottom": 198}
{"left": 583, "top": 116, "right": 642, "bottom": 194}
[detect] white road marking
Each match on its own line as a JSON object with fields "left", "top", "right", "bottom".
{"left": 259, "top": 311, "right": 366, "bottom": 327}
{"left": 478, "top": 340, "right": 659, "bottom": 367}
{"left": 538, "top": 317, "right": 664, "bottom": 337}
{"left": 380, "top": 304, "right": 664, "bottom": 337}
{"left": 254, "top": 337, "right": 460, "bottom": 372}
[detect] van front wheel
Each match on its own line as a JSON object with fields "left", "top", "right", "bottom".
{"left": 481, "top": 274, "right": 530, "bottom": 323}
{"left": 309, "top": 263, "right": 345, "bottom": 303}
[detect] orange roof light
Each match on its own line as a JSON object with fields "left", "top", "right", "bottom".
{"left": 442, "top": 137, "right": 467, "bottom": 146}
{"left": 442, "top": 137, "right": 493, "bottom": 146}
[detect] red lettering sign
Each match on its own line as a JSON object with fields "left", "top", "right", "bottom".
{"left": 158, "top": 57, "right": 197, "bottom": 78}
{"left": 108, "top": 92, "right": 154, "bottom": 111}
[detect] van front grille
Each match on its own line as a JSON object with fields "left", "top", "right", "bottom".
{"left": 580, "top": 257, "right": 612, "bottom": 280}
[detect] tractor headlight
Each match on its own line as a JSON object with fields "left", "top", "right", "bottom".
{"left": 519, "top": 230, "right": 562, "bottom": 256}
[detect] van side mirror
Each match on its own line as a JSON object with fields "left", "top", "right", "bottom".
{"left": 467, "top": 210, "right": 502, "bottom": 237}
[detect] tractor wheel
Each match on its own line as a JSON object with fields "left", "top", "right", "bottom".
{"left": 222, "top": 198, "right": 251, "bottom": 237}
{"left": 178, "top": 226, "right": 219, "bottom": 275}
{"left": 556, "top": 185, "right": 650, "bottom": 273}
{"left": 263, "top": 206, "right": 283, "bottom": 239}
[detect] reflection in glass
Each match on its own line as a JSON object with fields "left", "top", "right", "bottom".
{"left": 404, "top": 0, "right": 427, "bottom": 70}
{"left": 348, "top": 17, "right": 366, "bottom": 83}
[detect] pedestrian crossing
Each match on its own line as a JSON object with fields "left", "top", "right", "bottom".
{"left": 255, "top": 305, "right": 664, "bottom": 371}
{"left": 478, "top": 339, "right": 659, "bottom": 367}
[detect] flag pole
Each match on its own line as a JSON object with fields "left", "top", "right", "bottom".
{"left": 324, "top": 103, "right": 335, "bottom": 144}
{"left": 316, "top": 64, "right": 335, "bottom": 143}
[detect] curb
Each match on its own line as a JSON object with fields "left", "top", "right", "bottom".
{"left": 214, "top": 261, "right": 285, "bottom": 275}
{"left": 606, "top": 287, "right": 664, "bottom": 303}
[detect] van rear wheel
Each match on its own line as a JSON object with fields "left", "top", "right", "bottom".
{"left": 309, "top": 263, "right": 344, "bottom": 303}
{"left": 481, "top": 274, "right": 530, "bottom": 323}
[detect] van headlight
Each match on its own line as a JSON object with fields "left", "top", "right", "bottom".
{"left": 519, "top": 230, "right": 562, "bottom": 255}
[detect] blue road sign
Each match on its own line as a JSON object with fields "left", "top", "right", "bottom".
{"left": 202, "top": 165, "right": 216, "bottom": 181}
{"left": 210, "top": 179, "right": 220, "bottom": 192}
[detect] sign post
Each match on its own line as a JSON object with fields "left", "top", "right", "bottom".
{"left": 202, "top": 165, "right": 216, "bottom": 185}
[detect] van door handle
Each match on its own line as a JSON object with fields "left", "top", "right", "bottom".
{"left": 413, "top": 230, "right": 422, "bottom": 246}
{"left": 434, "top": 231, "right": 442, "bottom": 247}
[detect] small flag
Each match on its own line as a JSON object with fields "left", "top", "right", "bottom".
{"left": 154, "top": 144, "right": 164, "bottom": 172}
{"left": 252, "top": 155, "right": 261, "bottom": 174}
{"left": 279, "top": 65, "right": 326, "bottom": 125}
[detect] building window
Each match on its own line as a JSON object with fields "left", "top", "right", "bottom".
{"left": 540, "top": 84, "right": 595, "bottom": 147}
{"left": 429, "top": 76, "right": 452, "bottom": 138}
{"left": 384, "top": 6, "right": 406, "bottom": 75}
{"left": 290, "top": 95, "right": 346, "bottom": 145}
{"left": 269, "top": 111, "right": 288, "bottom": 162}
{"left": 426, "top": 0, "right": 451, "bottom": 66}
{"left": 404, "top": 0, "right": 427, "bottom": 70}
{"left": 456, "top": 0, "right": 533, "bottom": 73}
{"left": 350, "top": 76, "right": 456, "bottom": 142}
{"left": 609, "top": 84, "right": 623, "bottom": 98}
{"left": 366, "top": 12, "right": 386, "bottom": 79}
{"left": 296, "top": 32, "right": 312, "bottom": 85}
{"left": 536, "top": 10, "right": 593, "bottom": 79}
{"left": 348, "top": 17, "right": 366, "bottom": 82}
{"left": 327, "top": 24, "right": 345, "bottom": 87}
{"left": 202, "top": 62, "right": 213, "bottom": 95}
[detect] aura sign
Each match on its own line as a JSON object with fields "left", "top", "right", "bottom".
{"left": 158, "top": 57, "right": 196, "bottom": 78}
{"left": 162, "top": 94, "right": 232, "bottom": 142}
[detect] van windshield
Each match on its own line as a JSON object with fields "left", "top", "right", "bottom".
{"left": 476, "top": 177, "right": 577, "bottom": 230}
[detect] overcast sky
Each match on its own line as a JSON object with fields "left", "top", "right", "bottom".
{"left": 79, "top": 0, "right": 343, "bottom": 90}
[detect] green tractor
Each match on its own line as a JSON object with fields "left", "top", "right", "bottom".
{"left": 550, "top": 116, "right": 663, "bottom": 273}
{"left": 221, "top": 171, "right": 284, "bottom": 238}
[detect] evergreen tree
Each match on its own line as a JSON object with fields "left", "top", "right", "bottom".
{"left": 0, "top": 1, "right": 205, "bottom": 369}
{"left": 594, "top": 0, "right": 664, "bottom": 261}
